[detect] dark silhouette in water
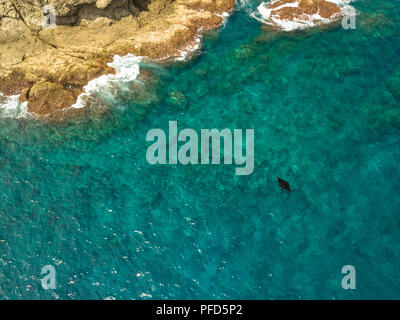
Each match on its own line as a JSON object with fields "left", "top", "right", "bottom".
{"left": 277, "top": 177, "right": 292, "bottom": 192}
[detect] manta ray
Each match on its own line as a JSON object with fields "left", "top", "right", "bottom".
{"left": 277, "top": 177, "right": 292, "bottom": 192}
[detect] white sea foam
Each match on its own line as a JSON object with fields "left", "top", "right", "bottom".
{"left": 249, "top": 0, "right": 357, "bottom": 31}
{"left": 174, "top": 36, "right": 203, "bottom": 62}
{"left": 326, "top": 0, "right": 353, "bottom": 6}
{"left": 327, "top": 0, "right": 357, "bottom": 18}
{"left": 173, "top": 11, "right": 232, "bottom": 62}
{"left": 237, "top": 0, "right": 252, "bottom": 10}
{"left": 0, "top": 93, "right": 28, "bottom": 118}
{"left": 70, "top": 54, "right": 143, "bottom": 108}
{"left": 217, "top": 11, "right": 231, "bottom": 28}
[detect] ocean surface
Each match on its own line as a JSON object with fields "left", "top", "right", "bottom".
{"left": 1, "top": 0, "right": 400, "bottom": 299}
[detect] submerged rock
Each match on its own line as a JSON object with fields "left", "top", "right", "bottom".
{"left": 234, "top": 44, "right": 256, "bottom": 60}
{"left": 167, "top": 90, "right": 188, "bottom": 109}
{"left": 387, "top": 66, "right": 400, "bottom": 102}
{"left": 359, "top": 12, "right": 396, "bottom": 39}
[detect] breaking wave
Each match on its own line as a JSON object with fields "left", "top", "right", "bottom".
{"left": 71, "top": 54, "right": 143, "bottom": 109}
{"left": 0, "top": 93, "right": 28, "bottom": 119}
{"left": 240, "top": 0, "right": 357, "bottom": 31}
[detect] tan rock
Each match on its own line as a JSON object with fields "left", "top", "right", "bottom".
{"left": 96, "top": 0, "right": 114, "bottom": 9}
{"left": 28, "top": 80, "right": 82, "bottom": 115}
{"left": 0, "top": 0, "right": 235, "bottom": 120}
{"left": 260, "top": 0, "right": 344, "bottom": 31}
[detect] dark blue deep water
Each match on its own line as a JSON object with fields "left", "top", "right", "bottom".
{"left": 1, "top": 0, "right": 400, "bottom": 299}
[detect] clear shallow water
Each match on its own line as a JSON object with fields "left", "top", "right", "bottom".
{"left": 1, "top": 0, "right": 400, "bottom": 299}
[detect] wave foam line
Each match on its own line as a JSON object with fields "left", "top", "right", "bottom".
{"left": 71, "top": 54, "right": 143, "bottom": 109}
{"left": 0, "top": 93, "right": 28, "bottom": 119}
{"left": 217, "top": 11, "right": 231, "bottom": 28}
{"left": 175, "top": 36, "right": 203, "bottom": 62}
{"left": 250, "top": 0, "right": 357, "bottom": 31}
{"left": 173, "top": 11, "right": 233, "bottom": 62}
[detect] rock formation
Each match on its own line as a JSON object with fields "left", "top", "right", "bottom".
{"left": 256, "top": 0, "right": 350, "bottom": 31}
{"left": 0, "top": 0, "right": 235, "bottom": 119}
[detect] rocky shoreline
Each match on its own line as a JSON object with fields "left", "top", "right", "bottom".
{"left": 0, "top": 0, "right": 235, "bottom": 120}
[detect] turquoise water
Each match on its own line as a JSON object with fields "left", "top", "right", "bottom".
{"left": 1, "top": 0, "right": 400, "bottom": 299}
